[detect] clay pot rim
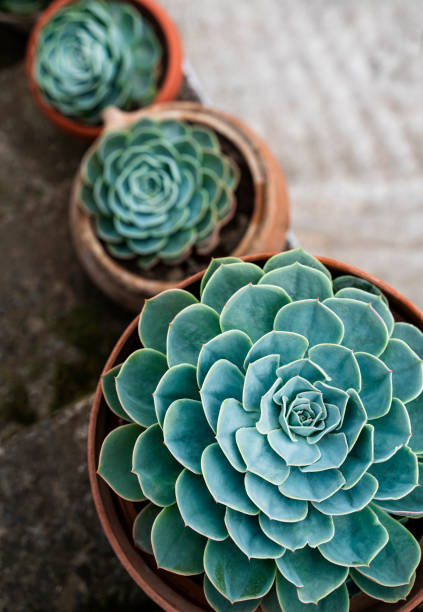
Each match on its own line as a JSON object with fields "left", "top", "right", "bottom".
{"left": 88, "top": 252, "right": 423, "bottom": 612}
{"left": 25, "top": 0, "right": 184, "bottom": 139}
{"left": 70, "top": 102, "right": 290, "bottom": 309}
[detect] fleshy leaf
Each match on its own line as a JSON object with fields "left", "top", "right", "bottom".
{"left": 197, "top": 330, "right": 252, "bottom": 387}
{"left": 243, "top": 355, "right": 280, "bottom": 412}
{"left": 217, "top": 399, "right": 256, "bottom": 472}
{"left": 301, "top": 433, "right": 348, "bottom": 472}
{"left": 151, "top": 504, "right": 206, "bottom": 575}
{"left": 275, "top": 574, "right": 349, "bottom": 612}
{"left": 236, "top": 427, "right": 290, "bottom": 485}
{"left": 200, "top": 257, "right": 242, "bottom": 295}
{"left": 332, "top": 275, "right": 387, "bottom": 303}
{"left": 276, "top": 359, "right": 328, "bottom": 386}
{"left": 244, "top": 472, "right": 308, "bottom": 522}
{"left": 324, "top": 297, "right": 388, "bottom": 356}
{"left": 204, "top": 538, "right": 276, "bottom": 603}
{"left": 392, "top": 322, "right": 423, "bottom": 358}
{"left": 139, "top": 289, "right": 198, "bottom": 353}
{"left": 244, "top": 331, "right": 308, "bottom": 369}
{"left": 132, "top": 424, "right": 181, "bottom": 506}
{"left": 354, "top": 504, "right": 421, "bottom": 586}
{"left": 220, "top": 284, "right": 291, "bottom": 343}
{"left": 225, "top": 509, "right": 285, "bottom": 559}
{"left": 370, "top": 445, "right": 418, "bottom": 500}
{"left": 204, "top": 576, "right": 262, "bottom": 612}
{"left": 350, "top": 570, "right": 416, "bottom": 603}
{"left": 202, "top": 444, "right": 259, "bottom": 515}
{"left": 308, "top": 343, "right": 361, "bottom": 391}
{"left": 274, "top": 300, "right": 344, "bottom": 348}
{"left": 167, "top": 303, "right": 221, "bottom": 367}
{"left": 276, "top": 547, "right": 348, "bottom": 604}
{"left": 318, "top": 507, "right": 388, "bottom": 566}
{"left": 380, "top": 338, "right": 423, "bottom": 403}
{"left": 374, "top": 462, "right": 423, "bottom": 516}
{"left": 175, "top": 469, "right": 227, "bottom": 540}
{"left": 405, "top": 391, "right": 423, "bottom": 454}
{"left": 268, "top": 430, "right": 321, "bottom": 467}
{"left": 371, "top": 398, "right": 411, "bottom": 462}
{"left": 259, "top": 263, "right": 333, "bottom": 301}
{"left": 263, "top": 249, "right": 331, "bottom": 279}
{"left": 355, "top": 352, "right": 392, "bottom": 419}
{"left": 116, "top": 348, "right": 167, "bottom": 426}
{"left": 163, "top": 399, "right": 215, "bottom": 473}
{"left": 133, "top": 503, "right": 161, "bottom": 554}
{"left": 201, "top": 359, "right": 244, "bottom": 432}
{"left": 154, "top": 364, "right": 199, "bottom": 427}
{"left": 312, "top": 473, "right": 378, "bottom": 515}
{"left": 341, "top": 389, "right": 367, "bottom": 449}
{"left": 339, "top": 424, "right": 374, "bottom": 489}
{"left": 201, "top": 262, "right": 264, "bottom": 313}
{"left": 98, "top": 424, "right": 145, "bottom": 501}
{"left": 279, "top": 468, "right": 345, "bottom": 503}
{"left": 101, "top": 364, "right": 131, "bottom": 421}
{"left": 335, "top": 288, "right": 394, "bottom": 335}
{"left": 259, "top": 506, "right": 334, "bottom": 551}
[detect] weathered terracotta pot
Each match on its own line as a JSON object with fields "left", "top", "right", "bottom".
{"left": 26, "top": 0, "right": 183, "bottom": 139}
{"left": 88, "top": 253, "right": 423, "bottom": 612}
{"left": 70, "top": 102, "right": 290, "bottom": 310}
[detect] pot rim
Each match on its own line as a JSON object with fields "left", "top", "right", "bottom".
{"left": 25, "top": 0, "right": 184, "bottom": 139}
{"left": 88, "top": 252, "right": 423, "bottom": 612}
{"left": 70, "top": 102, "right": 290, "bottom": 308}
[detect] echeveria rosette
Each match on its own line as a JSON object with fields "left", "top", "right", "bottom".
{"left": 34, "top": 0, "right": 161, "bottom": 124}
{"left": 98, "top": 248, "right": 423, "bottom": 612}
{"left": 79, "top": 118, "right": 240, "bottom": 268}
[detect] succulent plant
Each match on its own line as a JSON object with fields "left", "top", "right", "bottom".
{"left": 0, "top": 0, "right": 49, "bottom": 14}
{"left": 79, "top": 118, "right": 240, "bottom": 268}
{"left": 98, "top": 248, "right": 423, "bottom": 611}
{"left": 34, "top": 0, "right": 162, "bottom": 124}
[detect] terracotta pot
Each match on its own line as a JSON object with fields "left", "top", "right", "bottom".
{"left": 26, "top": 0, "right": 183, "bottom": 139}
{"left": 88, "top": 253, "right": 423, "bottom": 612}
{"left": 70, "top": 102, "right": 290, "bottom": 310}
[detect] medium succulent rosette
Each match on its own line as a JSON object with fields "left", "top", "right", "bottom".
{"left": 79, "top": 118, "right": 240, "bottom": 268}
{"left": 34, "top": 0, "right": 162, "bottom": 124}
{"left": 98, "top": 249, "right": 423, "bottom": 612}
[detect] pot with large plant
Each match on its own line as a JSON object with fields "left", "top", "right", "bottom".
{"left": 70, "top": 102, "right": 290, "bottom": 310}
{"left": 89, "top": 248, "right": 423, "bottom": 611}
{"left": 26, "top": 0, "right": 183, "bottom": 138}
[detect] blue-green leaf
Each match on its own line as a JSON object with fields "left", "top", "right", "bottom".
{"left": 279, "top": 468, "right": 345, "bottom": 503}
{"left": 380, "top": 338, "right": 423, "bottom": 403}
{"left": 101, "top": 364, "right": 131, "bottom": 421}
{"left": 154, "top": 364, "right": 199, "bottom": 427}
{"left": 132, "top": 424, "right": 181, "bottom": 506}
{"left": 243, "top": 355, "right": 279, "bottom": 412}
{"left": 220, "top": 284, "right": 291, "bottom": 343}
{"left": 236, "top": 427, "right": 290, "bottom": 485}
{"left": 151, "top": 504, "right": 206, "bottom": 574}
{"left": 244, "top": 331, "right": 308, "bottom": 369}
{"left": 225, "top": 509, "right": 285, "bottom": 559}
{"left": 98, "top": 424, "right": 145, "bottom": 501}
{"left": 276, "top": 359, "right": 327, "bottom": 386}
{"left": 332, "top": 275, "right": 387, "bottom": 303}
{"left": 267, "top": 430, "right": 321, "bottom": 467}
{"left": 312, "top": 473, "right": 378, "bottom": 515}
{"left": 202, "top": 444, "right": 258, "bottom": 515}
{"left": 259, "top": 263, "right": 333, "bottom": 301}
{"left": 163, "top": 399, "right": 214, "bottom": 473}
{"left": 263, "top": 249, "right": 331, "bottom": 279}
{"left": 324, "top": 297, "right": 388, "bottom": 356}
{"left": 318, "top": 507, "right": 389, "bottom": 566}
{"left": 335, "top": 288, "right": 394, "bottom": 335}
{"left": 175, "top": 469, "right": 227, "bottom": 540}
{"left": 341, "top": 389, "right": 367, "bottom": 449}
{"left": 204, "top": 538, "right": 276, "bottom": 603}
{"left": 301, "top": 433, "right": 348, "bottom": 472}
{"left": 217, "top": 399, "right": 256, "bottom": 472}
{"left": 274, "top": 300, "right": 343, "bottom": 348}
{"left": 372, "top": 398, "right": 411, "bottom": 462}
{"left": 201, "top": 359, "right": 244, "bottom": 432}
{"left": 275, "top": 573, "right": 349, "bottom": 612}
{"left": 373, "top": 462, "right": 423, "bottom": 516}
{"left": 200, "top": 257, "right": 242, "bottom": 295}
{"left": 201, "top": 262, "right": 264, "bottom": 313}
{"left": 354, "top": 504, "right": 421, "bottom": 587}
{"left": 197, "top": 330, "right": 252, "bottom": 387}
{"left": 350, "top": 570, "right": 415, "bottom": 603}
{"left": 339, "top": 424, "right": 374, "bottom": 489}
{"left": 167, "top": 303, "right": 221, "bottom": 367}
{"left": 392, "top": 322, "right": 423, "bottom": 358}
{"left": 370, "top": 445, "right": 418, "bottom": 500}
{"left": 259, "top": 506, "right": 334, "bottom": 551}
{"left": 244, "top": 472, "right": 308, "bottom": 522}
{"left": 139, "top": 289, "right": 198, "bottom": 353}
{"left": 406, "top": 391, "right": 423, "bottom": 454}
{"left": 308, "top": 344, "right": 361, "bottom": 391}
{"left": 133, "top": 503, "right": 161, "bottom": 554}
{"left": 204, "top": 576, "right": 262, "bottom": 612}
{"left": 276, "top": 547, "right": 348, "bottom": 604}
{"left": 116, "top": 348, "right": 167, "bottom": 426}
{"left": 355, "top": 352, "right": 392, "bottom": 419}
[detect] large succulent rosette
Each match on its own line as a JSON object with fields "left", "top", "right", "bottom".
{"left": 34, "top": 0, "right": 162, "bottom": 124}
{"left": 98, "top": 249, "right": 423, "bottom": 612}
{"left": 79, "top": 118, "right": 240, "bottom": 268}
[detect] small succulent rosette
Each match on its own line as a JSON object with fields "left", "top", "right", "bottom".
{"left": 79, "top": 118, "right": 240, "bottom": 268}
{"left": 98, "top": 249, "right": 423, "bottom": 612}
{"left": 34, "top": 0, "right": 162, "bottom": 124}
{"left": 0, "top": 0, "right": 49, "bottom": 14}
